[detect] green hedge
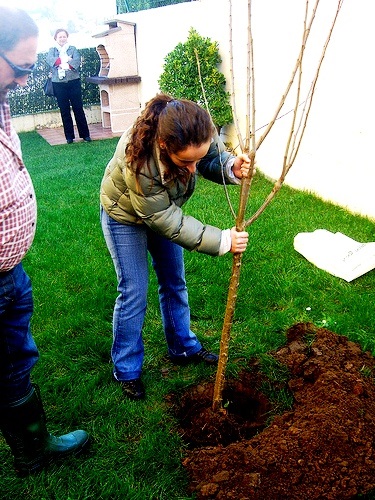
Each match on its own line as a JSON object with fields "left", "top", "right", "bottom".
{"left": 117, "top": 0, "right": 195, "bottom": 13}
{"left": 8, "top": 48, "right": 101, "bottom": 117}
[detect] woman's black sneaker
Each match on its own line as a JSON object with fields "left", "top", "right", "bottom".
{"left": 170, "top": 348, "right": 219, "bottom": 366}
{"left": 118, "top": 379, "right": 145, "bottom": 400}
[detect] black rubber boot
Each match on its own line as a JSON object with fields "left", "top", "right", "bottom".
{"left": 0, "top": 384, "right": 90, "bottom": 477}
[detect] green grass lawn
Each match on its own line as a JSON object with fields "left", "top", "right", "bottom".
{"left": 1, "top": 131, "right": 374, "bottom": 499}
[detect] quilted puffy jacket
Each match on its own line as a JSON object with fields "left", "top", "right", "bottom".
{"left": 100, "top": 130, "right": 238, "bottom": 256}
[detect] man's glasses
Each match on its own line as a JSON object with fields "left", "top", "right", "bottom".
{"left": 0, "top": 52, "right": 35, "bottom": 78}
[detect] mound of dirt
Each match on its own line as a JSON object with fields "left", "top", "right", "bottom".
{"left": 173, "top": 323, "right": 375, "bottom": 499}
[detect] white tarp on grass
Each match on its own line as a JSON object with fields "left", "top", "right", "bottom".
{"left": 294, "top": 229, "right": 375, "bottom": 282}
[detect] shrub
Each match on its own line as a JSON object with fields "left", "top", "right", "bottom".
{"left": 158, "top": 27, "right": 233, "bottom": 131}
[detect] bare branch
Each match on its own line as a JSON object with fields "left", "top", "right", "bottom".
{"left": 255, "top": 0, "right": 320, "bottom": 152}
{"left": 228, "top": 0, "right": 244, "bottom": 151}
{"left": 194, "top": 48, "right": 210, "bottom": 113}
{"left": 287, "top": 0, "right": 345, "bottom": 168}
{"left": 244, "top": 0, "right": 343, "bottom": 228}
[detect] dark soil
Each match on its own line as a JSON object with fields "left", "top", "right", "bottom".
{"left": 171, "top": 323, "right": 375, "bottom": 499}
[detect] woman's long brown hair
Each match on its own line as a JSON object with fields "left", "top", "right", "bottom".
{"left": 125, "top": 93, "right": 214, "bottom": 187}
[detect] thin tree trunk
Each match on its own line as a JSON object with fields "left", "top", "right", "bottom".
{"left": 212, "top": 0, "right": 344, "bottom": 412}
{"left": 212, "top": 166, "right": 253, "bottom": 412}
{"left": 212, "top": 253, "right": 242, "bottom": 412}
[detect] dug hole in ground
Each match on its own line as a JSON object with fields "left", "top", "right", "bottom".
{"left": 167, "top": 323, "right": 375, "bottom": 499}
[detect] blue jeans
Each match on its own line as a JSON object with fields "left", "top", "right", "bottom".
{"left": 100, "top": 209, "right": 202, "bottom": 381}
{"left": 0, "top": 263, "right": 39, "bottom": 404}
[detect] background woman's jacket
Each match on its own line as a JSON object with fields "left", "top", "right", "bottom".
{"left": 46, "top": 46, "right": 82, "bottom": 83}
{"left": 100, "top": 131, "right": 240, "bottom": 256}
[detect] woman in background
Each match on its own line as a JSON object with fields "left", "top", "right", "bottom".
{"left": 47, "top": 29, "right": 91, "bottom": 144}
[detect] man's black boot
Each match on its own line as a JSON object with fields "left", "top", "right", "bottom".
{"left": 0, "top": 384, "right": 90, "bottom": 477}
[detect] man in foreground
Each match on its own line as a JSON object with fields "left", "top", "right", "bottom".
{"left": 0, "top": 6, "right": 89, "bottom": 476}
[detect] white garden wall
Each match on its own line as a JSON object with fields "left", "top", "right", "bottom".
{"left": 13, "top": 106, "right": 101, "bottom": 132}
{"left": 108, "top": 0, "right": 374, "bottom": 221}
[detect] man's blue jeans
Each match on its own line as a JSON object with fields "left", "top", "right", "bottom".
{"left": 0, "top": 263, "right": 39, "bottom": 404}
{"left": 100, "top": 209, "right": 202, "bottom": 381}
